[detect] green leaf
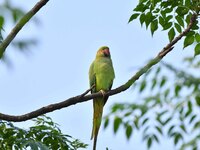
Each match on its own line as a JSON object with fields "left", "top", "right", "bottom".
{"left": 126, "top": 125, "right": 133, "bottom": 140}
{"left": 159, "top": 16, "right": 165, "bottom": 27}
{"left": 0, "top": 16, "right": 4, "bottom": 29}
{"left": 150, "top": 19, "right": 158, "bottom": 36}
{"left": 189, "top": 114, "right": 197, "bottom": 124}
{"left": 164, "top": 88, "right": 170, "bottom": 98}
{"left": 175, "top": 84, "right": 181, "bottom": 96}
{"left": 195, "top": 95, "right": 200, "bottom": 106}
{"left": 134, "top": 3, "right": 145, "bottom": 12}
{"left": 12, "top": 8, "right": 25, "bottom": 23}
{"left": 160, "top": 76, "right": 167, "bottom": 87}
{"left": 180, "top": 124, "right": 187, "bottom": 133}
{"left": 183, "top": 35, "right": 194, "bottom": 48}
{"left": 104, "top": 117, "right": 109, "bottom": 129}
{"left": 140, "top": 13, "right": 146, "bottom": 26}
{"left": 168, "top": 125, "right": 175, "bottom": 136}
{"left": 151, "top": 78, "right": 157, "bottom": 90}
{"left": 175, "top": 16, "right": 184, "bottom": 27}
{"left": 129, "top": 13, "right": 140, "bottom": 23}
{"left": 134, "top": 116, "right": 139, "bottom": 129}
{"left": 195, "top": 33, "right": 200, "bottom": 43}
{"left": 193, "top": 121, "right": 200, "bottom": 130}
{"left": 152, "top": 134, "right": 159, "bottom": 143}
{"left": 185, "top": 101, "right": 192, "bottom": 118}
{"left": 155, "top": 126, "right": 163, "bottom": 135}
{"left": 139, "top": 80, "right": 146, "bottom": 92}
{"left": 163, "top": 117, "right": 172, "bottom": 126}
{"left": 147, "top": 137, "right": 152, "bottom": 149}
{"left": 165, "top": 15, "right": 173, "bottom": 22}
{"left": 168, "top": 28, "right": 175, "bottom": 42}
{"left": 142, "top": 118, "right": 149, "bottom": 126}
{"left": 113, "top": 117, "right": 122, "bottom": 134}
{"left": 175, "top": 23, "right": 182, "bottom": 33}
{"left": 194, "top": 43, "right": 200, "bottom": 56}
{"left": 163, "top": 22, "right": 172, "bottom": 30}
{"left": 145, "top": 12, "right": 153, "bottom": 29}
{"left": 174, "top": 133, "right": 183, "bottom": 145}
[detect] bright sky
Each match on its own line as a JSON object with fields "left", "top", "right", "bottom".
{"left": 0, "top": 0, "right": 193, "bottom": 150}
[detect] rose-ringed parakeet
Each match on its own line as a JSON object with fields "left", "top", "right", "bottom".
{"left": 89, "top": 46, "right": 115, "bottom": 150}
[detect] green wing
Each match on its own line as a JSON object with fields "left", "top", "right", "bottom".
{"left": 89, "top": 61, "right": 96, "bottom": 93}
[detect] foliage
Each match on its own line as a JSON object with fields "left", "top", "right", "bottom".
{"left": 104, "top": 0, "right": 200, "bottom": 149}
{"left": 129, "top": 0, "right": 200, "bottom": 56}
{"left": 0, "top": 115, "right": 88, "bottom": 150}
{"left": 0, "top": 0, "right": 37, "bottom": 59}
{"left": 105, "top": 57, "right": 200, "bottom": 149}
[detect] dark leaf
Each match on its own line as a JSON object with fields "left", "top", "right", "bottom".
{"left": 147, "top": 137, "right": 152, "bottom": 149}
{"left": 0, "top": 16, "right": 4, "bottom": 28}
{"left": 168, "top": 125, "right": 175, "bottom": 137}
{"left": 174, "top": 133, "right": 183, "bottom": 145}
{"left": 142, "top": 118, "right": 149, "bottom": 126}
{"left": 150, "top": 19, "right": 158, "bottom": 36}
{"left": 152, "top": 134, "right": 159, "bottom": 143}
{"left": 175, "top": 84, "right": 181, "bottom": 96}
{"left": 175, "top": 15, "right": 184, "bottom": 27}
{"left": 183, "top": 35, "right": 194, "bottom": 48}
{"left": 175, "top": 23, "right": 182, "bottom": 33}
{"left": 104, "top": 117, "right": 109, "bottom": 129}
{"left": 126, "top": 125, "right": 133, "bottom": 140}
{"left": 163, "top": 22, "right": 172, "bottom": 30}
{"left": 180, "top": 124, "right": 187, "bottom": 133}
{"left": 140, "top": 13, "right": 146, "bottom": 26}
{"left": 139, "top": 80, "right": 146, "bottom": 92}
{"left": 189, "top": 114, "right": 197, "bottom": 124}
{"left": 195, "top": 95, "right": 200, "bottom": 106}
{"left": 194, "top": 43, "right": 200, "bottom": 56}
{"left": 168, "top": 27, "right": 175, "bottom": 42}
{"left": 129, "top": 13, "right": 140, "bottom": 23}
{"left": 113, "top": 117, "right": 122, "bottom": 134}
{"left": 160, "top": 76, "right": 167, "bottom": 87}
{"left": 155, "top": 126, "right": 163, "bottom": 135}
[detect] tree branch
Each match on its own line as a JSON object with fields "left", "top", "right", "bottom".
{"left": 0, "top": 0, "right": 49, "bottom": 58}
{"left": 0, "top": 13, "right": 197, "bottom": 122}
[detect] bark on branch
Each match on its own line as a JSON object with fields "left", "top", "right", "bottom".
{"left": 0, "top": 0, "right": 49, "bottom": 57}
{"left": 0, "top": 10, "right": 197, "bottom": 122}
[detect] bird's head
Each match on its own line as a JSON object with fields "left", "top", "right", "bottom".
{"left": 96, "top": 46, "right": 111, "bottom": 58}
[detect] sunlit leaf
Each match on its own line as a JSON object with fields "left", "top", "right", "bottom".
{"left": 195, "top": 33, "right": 200, "bottom": 42}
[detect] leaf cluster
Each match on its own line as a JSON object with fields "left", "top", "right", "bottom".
{"left": 0, "top": 115, "right": 87, "bottom": 150}
{"left": 129, "top": 0, "right": 200, "bottom": 56}
{"left": 0, "top": 0, "right": 38, "bottom": 60}
{"left": 105, "top": 57, "right": 200, "bottom": 149}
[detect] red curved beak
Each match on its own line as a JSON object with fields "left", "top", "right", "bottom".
{"left": 103, "top": 48, "right": 110, "bottom": 57}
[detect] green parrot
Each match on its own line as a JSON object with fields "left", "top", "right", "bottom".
{"left": 89, "top": 46, "right": 115, "bottom": 150}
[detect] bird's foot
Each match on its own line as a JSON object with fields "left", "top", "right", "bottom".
{"left": 100, "top": 90, "right": 106, "bottom": 98}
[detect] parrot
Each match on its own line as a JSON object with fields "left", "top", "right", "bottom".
{"left": 89, "top": 46, "right": 115, "bottom": 150}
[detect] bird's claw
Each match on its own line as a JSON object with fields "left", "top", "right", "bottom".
{"left": 100, "top": 90, "right": 106, "bottom": 98}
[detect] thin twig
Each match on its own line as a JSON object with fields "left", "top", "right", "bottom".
{"left": 80, "top": 84, "right": 95, "bottom": 97}
{"left": 0, "top": 13, "right": 197, "bottom": 122}
{"left": 0, "top": 0, "right": 49, "bottom": 58}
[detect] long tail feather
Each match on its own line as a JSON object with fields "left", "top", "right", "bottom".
{"left": 91, "top": 98, "right": 104, "bottom": 150}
